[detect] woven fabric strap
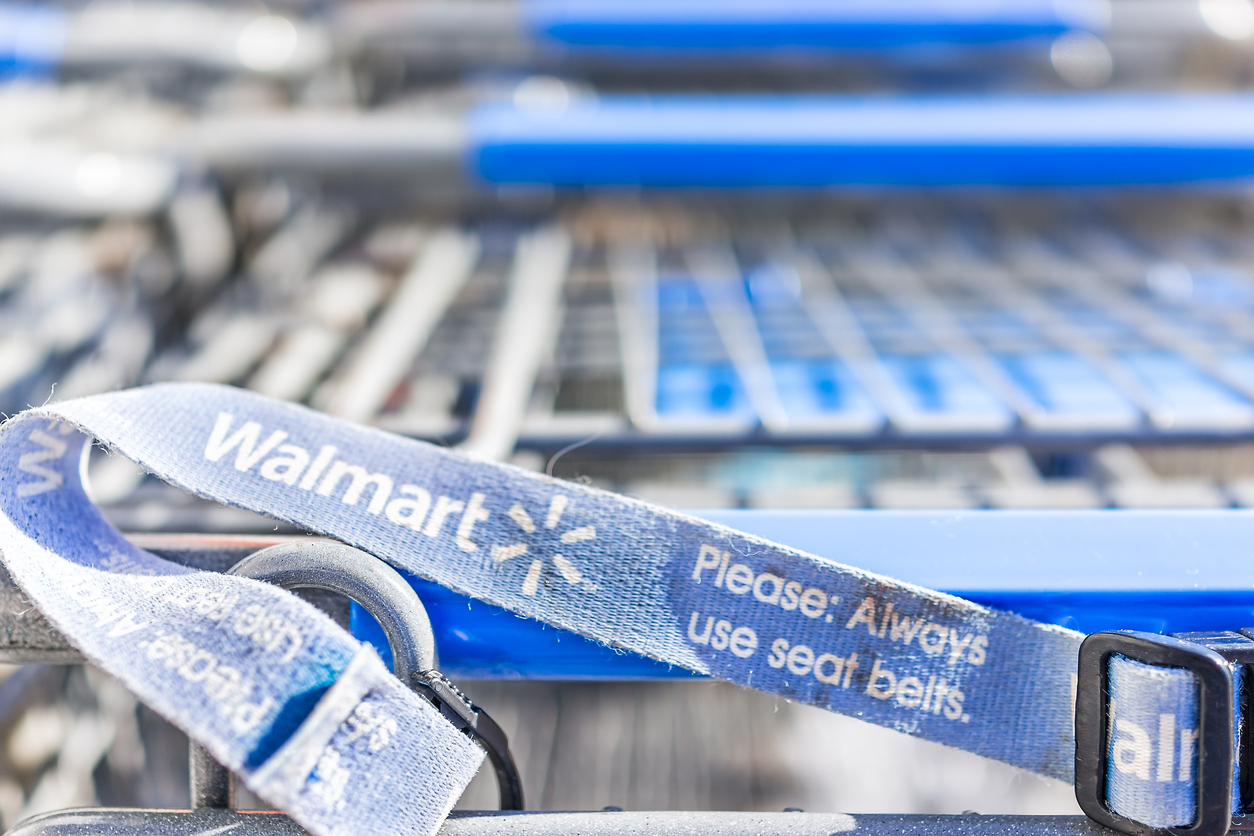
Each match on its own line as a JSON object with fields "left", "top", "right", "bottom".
{"left": 0, "top": 383, "right": 1197, "bottom": 834}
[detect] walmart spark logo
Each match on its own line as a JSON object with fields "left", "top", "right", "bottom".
{"left": 491, "top": 495, "right": 597, "bottom": 595}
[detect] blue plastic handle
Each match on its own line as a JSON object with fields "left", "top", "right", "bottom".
{"left": 522, "top": 0, "right": 1103, "bottom": 50}
{"left": 468, "top": 94, "right": 1254, "bottom": 188}
{"left": 355, "top": 509, "right": 1254, "bottom": 679}
{"left": 0, "top": 4, "right": 64, "bottom": 77}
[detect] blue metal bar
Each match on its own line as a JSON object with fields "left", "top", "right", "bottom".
{"left": 4, "top": 0, "right": 1104, "bottom": 78}
{"left": 355, "top": 509, "right": 1254, "bottom": 679}
{"left": 469, "top": 95, "right": 1254, "bottom": 187}
{"left": 0, "top": 4, "right": 64, "bottom": 77}
{"left": 522, "top": 0, "right": 1102, "bottom": 50}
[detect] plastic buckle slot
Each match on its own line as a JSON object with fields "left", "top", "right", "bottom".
{"left": 1077, "top": 631, "right": 1248, "bottom": 836}
{"left": 412, "top": 670, "right": 525, "bottom": 812}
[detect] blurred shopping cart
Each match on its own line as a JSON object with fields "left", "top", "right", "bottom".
{"left": 3, "top": 0, "right": 1254, "bottom": 830}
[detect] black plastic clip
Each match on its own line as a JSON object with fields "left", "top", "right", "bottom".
{"left": 1076, "top": 630, "right": 1254, "bottom": 836}
{"left": 412, "top": 669, "right": 525, "bottom": 812}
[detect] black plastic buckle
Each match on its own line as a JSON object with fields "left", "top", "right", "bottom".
{"left": 413, "top": 669, "right": 479, "bottom": 730}
{"left": 1076, "top": 630, "right": 1254, "bottom": 836}
{"left": 413, "top": 669, "right": 525, "bottom": 812}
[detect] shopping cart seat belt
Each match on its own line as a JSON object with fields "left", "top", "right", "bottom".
{"left": 0, "top": 383, "right": 1229, "bottom": 836}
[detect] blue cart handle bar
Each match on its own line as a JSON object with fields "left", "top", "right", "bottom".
{"left": 0, "top": 382, "right": 1232, "bottom": 836}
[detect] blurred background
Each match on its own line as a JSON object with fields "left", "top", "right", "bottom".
{"left": 2, "top": 0, "right": 1254, "bottom": 827}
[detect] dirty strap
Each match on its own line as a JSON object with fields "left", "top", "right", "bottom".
{"left": 0, "top": 384, "right": 1194, "bottom": 834}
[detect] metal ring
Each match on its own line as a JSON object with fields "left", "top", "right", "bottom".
{"left": 228, "top": 539, "right": 439, "bottom": 684}
{"left": 190, "top": 540, "right": 524, "bottom": 811}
